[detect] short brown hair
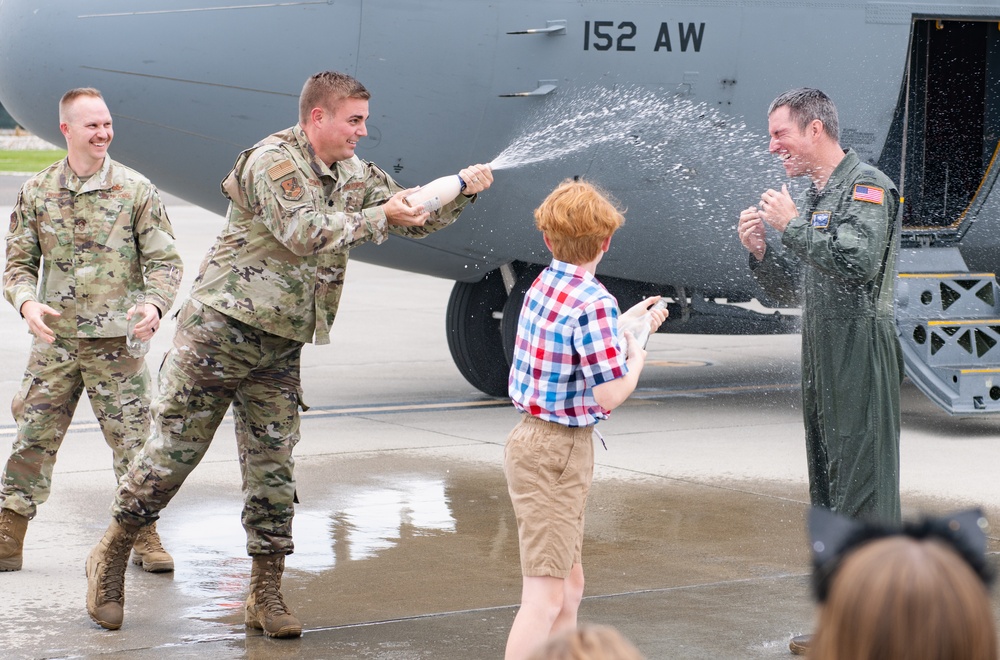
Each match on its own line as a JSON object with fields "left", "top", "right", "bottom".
{"left": 299, "top": 71, "right": 370, "bottom": 124}
{"left": 59, "top": 87, "right": 104, "bottom": 123}
{"left": 811, "top": 536, "right": 998, "bottom": 660}
{"left": 767, "top": 87, "right": 839, "bottom": 142}
{"left": 534, "top": 179, "right": 625, "bottom": 265}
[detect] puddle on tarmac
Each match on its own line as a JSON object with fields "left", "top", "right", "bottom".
{"left": 168, "top": 453, "right": 820, "bottom": 629}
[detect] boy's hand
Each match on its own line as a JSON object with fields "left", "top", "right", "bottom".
{"left": 621, "top": 296, "right": 669, "bottom": 333}
{"left": 623, "top": 330, "right": 646, "bottom": 365}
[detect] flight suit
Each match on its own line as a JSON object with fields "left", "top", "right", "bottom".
{"left": 2, "top": 157, "right": 183, "bottom": 517}
{"left": 752, "top": 149, "right": 903, "bottom": 523}
{"left": 114, "top": 125, "right": 473, "bottom": 555}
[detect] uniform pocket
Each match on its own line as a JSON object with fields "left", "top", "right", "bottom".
{"left": 10, "top": 370, "right": 38, "bottom": 421}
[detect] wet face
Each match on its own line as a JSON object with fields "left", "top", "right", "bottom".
{"left": 768, "top": 105, "right": 814, "bottom": 179}
{"left": 60, "top": 95, "right": 113, "bottom": 174}
{"left": 309, "top": 97, "right": 369, "bottom": 166}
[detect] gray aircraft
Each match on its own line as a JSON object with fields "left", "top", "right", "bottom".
{"left": 0, "top": 0, "right": 998, "bottom": 414}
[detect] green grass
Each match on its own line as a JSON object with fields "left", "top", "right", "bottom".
{"left": 0, "top": 150, "right": 67, "bottom": 173}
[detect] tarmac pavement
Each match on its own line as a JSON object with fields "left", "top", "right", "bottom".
{"left": 0, "top": 173, "right": 998, "bottom": 659}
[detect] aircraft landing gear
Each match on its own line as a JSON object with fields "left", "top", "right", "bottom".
{"left": 445, "top": 269, "right": 510, "bottom": 397}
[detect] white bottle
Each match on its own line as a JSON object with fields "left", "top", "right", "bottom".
{"left": 618, "top": 299, "right": 668, "bottom": 356}
{"left": 404, "top": 174, "right": 466, "bottom": 213}
{"left": 126, "top": 292, "right": 150, "bottom": 358}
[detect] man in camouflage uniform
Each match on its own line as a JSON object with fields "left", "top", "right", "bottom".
{"left": 737, "top": 88, "right": 903, "bottom": 655}
{"left": 1, "top": 88, "right": 183, "bottom": 573}
{"left": 85, "top": 70, "right": 493, "bottom": 636}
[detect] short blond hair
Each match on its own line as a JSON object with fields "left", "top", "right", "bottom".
{"left": 535, "top": 179, "right": 625, "bottom": 265}
{"left": 526, "top": 624, "right": 645, "bottom": 660}
{"left": 59, "top": 87, "right": 104, "bottom": 123}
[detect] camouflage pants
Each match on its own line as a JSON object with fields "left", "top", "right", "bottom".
{"left": 1, "top": 336, "right": 151, "bottom": 519}
{"left": 115, "top": 300, "right": 305, "bottom": 556}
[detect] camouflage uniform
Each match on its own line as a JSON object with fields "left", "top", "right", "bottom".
{"left": 751, "top": 149, "right": 903, "bottom": 523}
{"left": 2, "top": 157, "right": 183, "bottom": 518}
{"left": 114, "top": 125, "right": 473, "bottom": 555}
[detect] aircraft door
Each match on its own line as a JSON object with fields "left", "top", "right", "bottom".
{"left": 894, "top": 19, "right": 1000, "bottom": 236}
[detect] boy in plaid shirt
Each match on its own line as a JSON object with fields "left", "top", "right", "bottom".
{"left": 504, "top": 179, "right": 667, "bottom": 659}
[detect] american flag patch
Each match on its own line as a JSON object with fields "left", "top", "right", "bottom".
{"left": 267, "top": 159, "right": 296, "bottom": 181}
{"left": 853, "top": 184, "right": 885, "bottom": 204}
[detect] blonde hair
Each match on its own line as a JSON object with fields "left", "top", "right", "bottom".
{"left": 59, "top": 87, "right": 104, "bottom": 123}
{"left": 534, "top": 179, "right": 625, "bottom": 265}
{"left": 811, "top": 536, "right": 998, "bottom": 660}
{"left": 299, "top": 70, "right": 370, "bottom": 124}
{"left": 526, "top": 624, "right": 645, "bottom": 660}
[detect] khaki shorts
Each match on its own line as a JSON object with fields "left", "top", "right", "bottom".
{"left": 503, "top": 414, "right": 595, "bottom": 578}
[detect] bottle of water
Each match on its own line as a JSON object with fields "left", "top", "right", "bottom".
{"left": 619, "top": 299, "right": 668, "bottom": 357}
{"left": 404, "top": 174, "right": 467, "bottom": 213}
{"left": 126, "top": 292, "right": 150, "bottom": 358}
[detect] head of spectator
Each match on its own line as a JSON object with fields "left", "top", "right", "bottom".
{"left": 808, "top": 506, "right": 997, "bottom": 660}
{"left": 526, "top": 624, "right": 645, "bottom": 660}
{"left": 58, "top": 87, "right": 113, "bottom": 177}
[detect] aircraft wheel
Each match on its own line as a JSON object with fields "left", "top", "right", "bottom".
{"left": 446, "top": 269, "right": 510, "bottom": 397}
{"left": 501, "top": 265, "right": 545, "bottom": 363}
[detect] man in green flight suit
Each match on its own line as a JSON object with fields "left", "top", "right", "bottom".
{"left": 84, "top": 70, "right": 493, "bottom": 637}
{"left": 736, "top": 88, "right": 903, "bottom": 653}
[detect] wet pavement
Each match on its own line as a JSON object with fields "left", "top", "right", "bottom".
{"left": 1, "top": 174, "right": 999, "bottom": 659}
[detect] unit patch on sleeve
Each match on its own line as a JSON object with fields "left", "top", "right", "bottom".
{"left": 853, "top": 184, "right": 885, "bottom": 204}
{"left": 280, "top": 177, "right": 304, "bottom": 201}
{"left": 811, "top": 211, "right": 831, "bottom": 228}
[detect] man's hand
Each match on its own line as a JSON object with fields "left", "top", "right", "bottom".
{"left": 20, "top": 300, "right": 60, "bottom": 344}
{"left": 126, "top": 302, "right": 161, "bottom": 341}
{"left": 458, "top": 164, "right": 493, "bottom": 195}
{"left": 738, "top": 207, "right": 767, "bottom": 261}
{"left": 758, "top": 184, "right": 798, "bottom": 232}
{"left": 383, "top": 188, "right": 431, "bottom": 227}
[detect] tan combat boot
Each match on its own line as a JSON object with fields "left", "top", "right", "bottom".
{"left": 244, "top": 554, "right": 302, "bottom": 638}
{"left": 131, "top": 522, "right": 174, "bottom": 573}
{"left": 0, "top": 508, "right": 29, "bottom": 572}
{"left": 86, "top": 520, "right": 139, "bottom": 630}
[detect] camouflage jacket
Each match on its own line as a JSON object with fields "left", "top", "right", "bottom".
{"left": 194, "top": 124, "right": 471, "bottom": 344}
{"left": 4, "top": 157, "right": 183, "bottom": 338}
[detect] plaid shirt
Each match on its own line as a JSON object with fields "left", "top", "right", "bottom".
{"left": 508, "top": 259, "right": 628, "bottom": 427}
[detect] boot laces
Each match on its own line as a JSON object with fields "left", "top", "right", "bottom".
{"left": 0, "top": 511, "right": 22, "bottom": 543}
{"left": 100, "top": 534, "right": 134, "bottom": 602}
{"left": 137, "top": 526, "right": 166, "bottom": 554}
{"left": 257, "top": 559, "right": 291, "bottom": 615}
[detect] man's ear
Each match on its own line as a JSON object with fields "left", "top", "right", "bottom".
{"left": 543, "top": 233, "right": 554, "bottom": 252}
{"left": 601, "top": 234, "right": 612, "bottom": 252}
{"left": 309, "top": 106, "right": 325, "bottom": 126}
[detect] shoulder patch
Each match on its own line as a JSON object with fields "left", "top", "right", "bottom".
{"left": 267, "top": 159, "right": 296, "bottom": 181}
{"left": 280, "top": 177, "right": 304, "bottom": 201}
{"left": 853, "top": 183, "right": 885, "bottom": 205}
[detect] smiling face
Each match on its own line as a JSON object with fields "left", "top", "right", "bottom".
{"left": 767, "top": 105, "right": 818, "bottom": 179}
{"left": 60, "top": 94, "right": 113, "bottom": 177}
{"left": 306, "top": 96, "right": 369, "bottom": 166}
